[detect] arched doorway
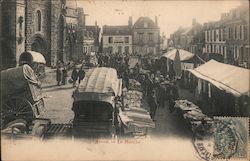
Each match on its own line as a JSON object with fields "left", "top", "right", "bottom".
{"left": 31, "top": 35, "right": 50, "bottom": 66}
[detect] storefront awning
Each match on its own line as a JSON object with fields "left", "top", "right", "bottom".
{"left": 189, "top": 60, "right": 250, "bottom": 97}
{"left": 161, "top": 49, "right": 194, "bottom": 61}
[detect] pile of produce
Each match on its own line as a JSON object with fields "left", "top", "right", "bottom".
{"left": 123, "top": 90, "right": 143, "bottom": 109}
{"left": 174, "top": 100, "right": 213, "bottom": 134}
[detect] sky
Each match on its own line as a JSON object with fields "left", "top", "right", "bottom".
{"left": 77, "top": 0, "right": 243, "bottom": 38}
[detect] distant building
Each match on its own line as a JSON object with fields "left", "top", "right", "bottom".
{"left": 132, "top": 16, "right": 160, "bottom": 56}
{"left": 223, "top": 3, "right": 249, "bottom": 68}
{"left": 204, "top": 21, "right": 226, "bottom": 62}
{"left": 84, "top": 22, "right": 101, "bottom": 54}
{"left": 102, "top": 24, "right": 132, "bottom": 54}
{"left": 169, "top": 19, "right": 203, "bottom": 52}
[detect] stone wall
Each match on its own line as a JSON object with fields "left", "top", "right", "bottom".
{"left": 25, "top": 0, "right": 51, "bottom": 66}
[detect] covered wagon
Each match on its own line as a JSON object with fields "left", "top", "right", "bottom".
{"left": 1, "top": 64, "right": 44, "bottom": 129}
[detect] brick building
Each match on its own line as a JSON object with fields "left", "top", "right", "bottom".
{"left": 132, "top": 16, "right": 160, "bottom": 56}
{"left": 0, "top": 0, "right": 84, "bottom": 69}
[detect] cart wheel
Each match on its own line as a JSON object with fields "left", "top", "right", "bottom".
{"left": 2, "top": 97, "right": 34, "bottom": 128}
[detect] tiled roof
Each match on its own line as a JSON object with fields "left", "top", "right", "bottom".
{"left": 102, "top": 25, "right": 132, "bottom": 35}
{"left": 133, "top": 17, "right": 158, "bottom": 29}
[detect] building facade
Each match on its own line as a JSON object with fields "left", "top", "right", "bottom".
{"left": 1, "top": 0, "right": 26, "bottom": 69}
{"left": 1, "top": 0, "right": 84, "bottom": 69}
{"left": 83, "top": 22, "right": 101, "bottom": 55}
{"left": 204, "top": 21, "right": 226, "bottom": 62}
{"left": 102, "top": 25, "right": 132, "bottom": 54}
{"left": 223, "top": 3, "right": 249, "bottom": 68}
{"left": 132, "top": 16, "right": 160, "bottom": 56}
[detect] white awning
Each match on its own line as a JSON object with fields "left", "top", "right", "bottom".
{"left": 161, "top": 49, "right": 194, "bottom": 61}
{"left": 189, "top": 60, "right": 250, "bottom": 97}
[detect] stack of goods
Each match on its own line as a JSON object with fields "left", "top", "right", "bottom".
{"left": 174, "top": 100, "right": 213, "bottom": 135}
{"left": 119, "top": 108, "right": 155, "bottom": 136}
{"left": 123, "top": 90, "right": 143, "bottom": 109}
{"left": 174, "top": 100, "right": 213, "bottom": 160}
{"left": 128, "top": 79, "right": 141, "bottom": 91}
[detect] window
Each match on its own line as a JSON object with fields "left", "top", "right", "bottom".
{"left": 229, "top": 27, "right": 231, "bottom": 40}
{"left": 219, "top": 29, "right": 222, "bottom": 41}
{"left": 214, "top": 30, "right": 216, "bottom": 41}
{"left": 206, "top": 31, "right": 209, "bottom": 42}
{"left": 210, "top": 30, "right": 212, "bottom": 42}
{"left": 148, "top": 33, "right": 153, "bottom": 41}
{"left": 118, "top": 46, "right": 122, "bottom": 53}
{"left": 139, "top": 33, "right": 143, "bottom": 42}
{"left": 108, "top": 37, "right": 113, "bottom": 43}
{"left": 144, "top": 22, "right": 148, "bottom": 28}
{"left": 36, "top": 10, "right": 42, "bottom": 31}
{"left": 234, "top": 26, "right": 237, "bottom": 40}
{"left": 239, "top": 25, "right": 244, "bottom": 40}
{"left": 124, "top": 37, "right": 129, "bottom": 43}
{"left": 125, "top": 46, "right": 129, "bottom": 53}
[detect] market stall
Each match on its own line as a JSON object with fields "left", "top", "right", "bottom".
{"left": 119, "top": 79, "right": 155, "bottom": 137}
{"left": 189, "top": 59, "right": 250, "bottom": 117}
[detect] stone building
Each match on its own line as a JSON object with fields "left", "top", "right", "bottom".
{"left": 85, "top": 22, "right": 101, "bottom": 52}
{"left": 0, "top": 0, "right": 84, "bottom": 69}
{"left": 132, "top": 16, "right": 160, "bottom": 56}
{"left": 169, "top": 19, "right": 203, "bottom": 52}
{"left": 1, "top": 0, "right": 26, "bottom": 69}
{"left": 204, "top": 21, "right": 226, "bottom": 62}
{"left": 83, "top": 28, "right": 95, "bottom": 55}
{"left": 102, "top": 25, "right": 132, "bottom": 54}
{"left": 223, "top": 3, "right": 249, "bottom": 68}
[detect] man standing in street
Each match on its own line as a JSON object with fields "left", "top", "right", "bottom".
{"left": 148, "top": 90, "right": 158, "bottom": 121}
{"left": 78, "top": 66, "right": 85, "bottom": 84}
{"left": 56, "top": 63, "right": 63, "bottom": 86}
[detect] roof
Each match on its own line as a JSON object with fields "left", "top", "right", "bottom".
{"left": 19, "top": 51, "right": 46, "bottom": 64}
{"left": 102, "top": 25, "right": 131, "bottom": 35}
{"left": 189, "top": 60, "right": 250, "bottom": 97}
{"left": 73, "top": 67, "right": 122, "bottom": 101}
{"left": 161, "top": 49, "right": 194, "bottom": 61}
{"left": 133, "top": 17, "right": 158, "bottom": 29}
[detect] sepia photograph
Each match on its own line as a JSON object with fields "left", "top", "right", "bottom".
{"left": 0, "top": 0, "right": 249, "bottom": 160}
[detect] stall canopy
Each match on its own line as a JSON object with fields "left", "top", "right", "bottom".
{"left": 189, "top": 60, "right": 250, "bottom": 97}
{"left": 76, "top": 67, "right": 122, "bottom": 96}
{"left": 19, "top": 51, "right": 46, "bottom": 65}
{"left": 161, "top": 49, "right": 194, "bottom": 61}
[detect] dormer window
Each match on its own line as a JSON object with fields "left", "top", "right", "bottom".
{"left": 144, "top": 22, "right": 148, "bottom": 28}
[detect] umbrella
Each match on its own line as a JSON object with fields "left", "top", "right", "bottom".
{"left": 173, "top": 50, "right": 182, "bottom": 78}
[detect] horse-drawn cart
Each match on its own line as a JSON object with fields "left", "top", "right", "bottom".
{"left": 1, "top": 64, "right": 44, "bottom": 130}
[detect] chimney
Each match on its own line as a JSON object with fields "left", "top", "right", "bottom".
{"left": 128, "top": 16, "right": 132, "bottom": 27}
{"left": 155, "top": 16, "right": 158, "bottom": 27}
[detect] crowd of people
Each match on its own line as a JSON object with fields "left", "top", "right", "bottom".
{"left": 56, "top": 52, "right": 180, "bottom": 121}
{"left": 56, "top": 61, "right": 85, "bottom": 87}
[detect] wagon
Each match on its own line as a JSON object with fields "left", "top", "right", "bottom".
{"left": 72, "top": 67, "right": 123, "bottom": 137}
{"left": 1, "top": 64, "right": 44, "bottom": 129}
{"left": 19, "top": 51, "right": 46, "bottom": 81}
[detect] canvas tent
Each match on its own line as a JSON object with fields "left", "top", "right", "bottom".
{"left": 189, "top": 60, "right": 250, "bottom": 97}
{"left": 161, "top": 49, "right": 194, "bottom": 62}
